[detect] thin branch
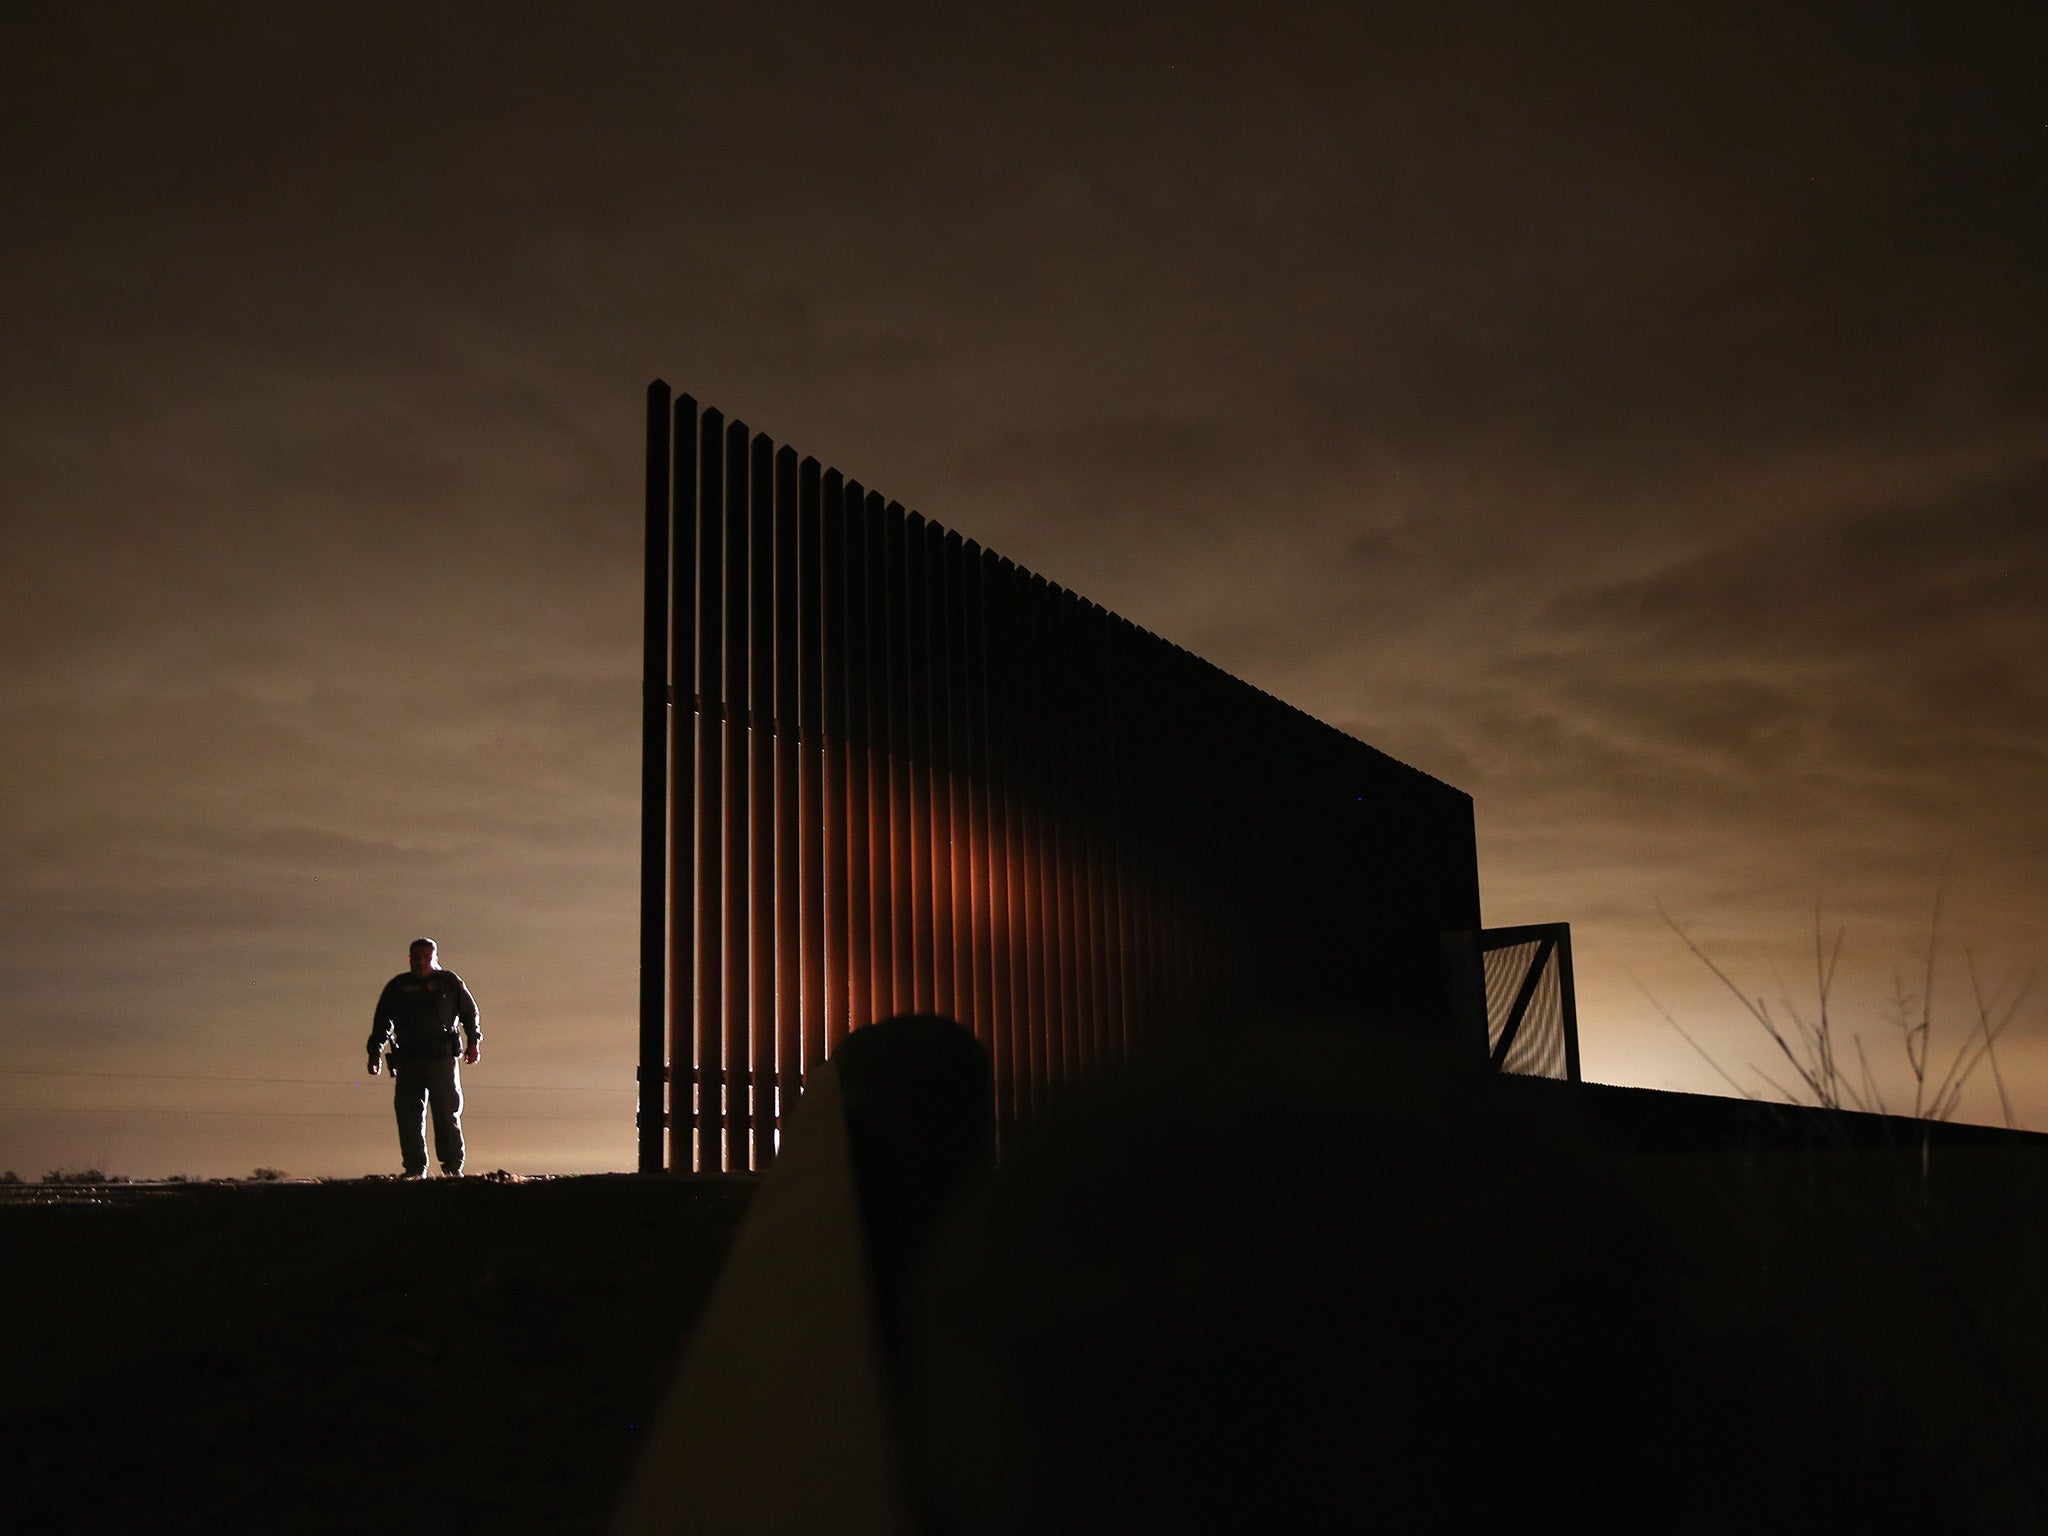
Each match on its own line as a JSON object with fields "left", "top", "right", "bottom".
{"left": 1853, "top": 1034, "right": 1886, "bottom": 1118}
{"left": 1930, "top": 958, "right": 2030, "bottom": 1125}
{"left": 1969, "top": 953, "right": 2017, "bottom": 1132}
{"left": 1655, "top": 905, "right": 1830, "bottom": 1098}
{"left": 1913, "top": 889, "right": 1945, "bottom": 1118}
{"left": 1750, "top": 1062, "right": 1806, "bottom": 1109}
{"left": 1637, "top": 977, "right": 1765, "bottom": 1101}
{"left": 1815, "top": 914, "right": 1847, "bottom": 1108}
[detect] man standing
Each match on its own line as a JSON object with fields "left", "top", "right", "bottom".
{"left": 367, "top": 938, "right": 482, "bottom": 1178}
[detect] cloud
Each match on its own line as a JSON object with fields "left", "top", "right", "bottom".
{"left": 2, "top": 0, "right": 2045, "bottom": 1162}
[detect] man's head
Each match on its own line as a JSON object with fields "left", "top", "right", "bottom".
{"left": 408, "top": 938, "right": 440, "bottom": 977}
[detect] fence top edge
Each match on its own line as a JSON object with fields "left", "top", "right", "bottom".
{"left": 659, "top": 382, "right": 1474, "bottom": 797}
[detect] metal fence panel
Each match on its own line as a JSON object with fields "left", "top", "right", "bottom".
{"left": 645, "top": 385, "right": 1490, "bottom": 1168}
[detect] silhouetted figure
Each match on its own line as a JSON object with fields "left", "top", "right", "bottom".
{"left": 366, "top": 938, "right": 481, "bottom": 1178}
{"left": 833, "top": 1014, "right": 996, "bottom": 1386}
{"left": 616, "top": 1014, "right": 993, "bottom": 1536}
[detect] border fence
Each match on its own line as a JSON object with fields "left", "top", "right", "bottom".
{"left": 638, "top": 381, "right": 1497, "bottom": 1172}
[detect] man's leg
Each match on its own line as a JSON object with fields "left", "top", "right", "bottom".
{"left": 393, "top": 1065, "right": 429, "bottom": 1176}
{"left": 426, "top": 1055, "right": 465, "bottom": 1176}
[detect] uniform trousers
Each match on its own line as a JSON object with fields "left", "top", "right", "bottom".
{"left": 394, "top": 1053, "right": 465, "bottom": 1175}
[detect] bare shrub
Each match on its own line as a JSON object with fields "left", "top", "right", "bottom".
{"left": 1650, "top": 896, "right": 2029, "bottom": 1130}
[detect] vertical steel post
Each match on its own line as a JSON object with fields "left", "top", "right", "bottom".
{"left": 1170, "top": 644, "right": 1198, "bottom": 1036}
{"left": 671, "top": 403, "right": 704, "bottom": 1171}
{"left": 721, "top": 419, "right": 751, "bottom": 1173}
{"left": 821, "top": 470, "right": 853, "bottom": 1053}
{"left": 693, "top": 409, "right": 726, "bottom": 1173}
{"left": 1051, "top": 587, "right": 1087, "bottom": 1081}
{"left": 1015, "top": 565, "right": 1044, "bottom": 1114}
{"left": 748, "top": 431, "right": 777, "bottom": 1169}
{"left": 1106, "top": 615, "right": 1135, "bottom": 1062}
{"left": 798, "top": 458, "right": 827, "bottom": 1081}
{"left": 1080, "top": 603, "right": 1111, "bottom": 1076}
{"left": 842, "top": 483, "right": 874, "bottom": 1033}
{"left": 882, "top": 497, "right": 914, "bottom": 1016}
{"left": 773, "top": 444, "right": 802, "bottom": 1164}
{"left": 1557, "top": 923, "right": 1582, "bottom": 1084}
{"left": 1039, "top": 582, "right": 1066, "bottom": 1086}
{"left": 925, "top": 517, "right": 957, "bottom": 1023}
{"left": 866, "top": 491, "right": 897, "bottom": 1021}
{"left": 966, "top": 542, "right": 1008, "bottom": 1140}
{"left": 942, "top": 530, "right": 973, "bottom": 1035}
{"left": 1137, "top": 631, "right": 1170, "bottom": 1049}
{"left": 640, "top": 382, "right": 671, "bottom": 1173}
{"left": 987, "top": 551, "right": 1026, "bottom": 1127}
{"left": 903, "top": 511, "right": 935, "bottom": 1014}
{"left": 664, "top": 395, "right": 698, "bottom": 1171}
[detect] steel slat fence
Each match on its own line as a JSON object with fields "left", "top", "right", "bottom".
{"left": 640, "top": 382, "right": 1486, "bottom": 1171}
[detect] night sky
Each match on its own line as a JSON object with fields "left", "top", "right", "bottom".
{"left": 4, "top": 1, "right": 2043, "bottom": 1177}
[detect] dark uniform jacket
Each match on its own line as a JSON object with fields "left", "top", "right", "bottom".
{"left": 367, "top": 969, "right": 481, "bottom": 1065}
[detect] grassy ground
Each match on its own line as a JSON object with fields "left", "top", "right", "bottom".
{"left": 8, "top": 1137, "right": 2045, "bottom": 1531}
{"left": 1613, "top": 1142, "right": 2048, "bottom": 1527}
{"left": 3, "top": 1175, "right": 755, "bottom": 1535}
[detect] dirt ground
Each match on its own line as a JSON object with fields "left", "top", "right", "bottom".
{"left": 1612, "top": 1143, "right": 2048, "bottom": 1525}
{"left": 3, "top": 1174, "right": 756, "bottom": 1535}
{"left": 8, "top": 1136, "right": 2048, "bottom": 1532}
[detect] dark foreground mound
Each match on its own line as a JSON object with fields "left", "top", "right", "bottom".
{"left": 3, "top": 1175, "right": 755, "bottom": 1535}
{"left": 11, "top": 1075, "right": 2048, "bottom": 1534}
{"left": 899, "top": 1043, "right": 2048, "bottom": 1534}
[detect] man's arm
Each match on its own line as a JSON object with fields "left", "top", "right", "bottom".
{"left": 451, "top": 974, "right": 481, "bottom": 1063}
{"left": 366, "top": 979, "right": 396, "bottom": 1073}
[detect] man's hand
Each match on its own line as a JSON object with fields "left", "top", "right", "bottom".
{"left": 367, "top": 1055, "right": 382, "bottom": 1077}
{"left": 463, "top": 1044, "right": 480, "bottom": 1066}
